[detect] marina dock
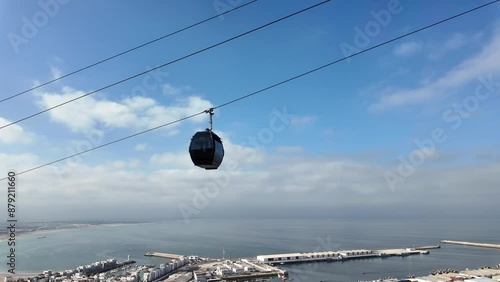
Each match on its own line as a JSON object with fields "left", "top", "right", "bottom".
{"left": 441, "top": 240, "right": 500, "bottom": 249}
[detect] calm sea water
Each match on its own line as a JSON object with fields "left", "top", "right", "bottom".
{"left": 1, "top": 217, "right": 499, "bottom": 281}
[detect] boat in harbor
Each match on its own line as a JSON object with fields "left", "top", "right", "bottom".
{"left": 279, "top": 270, "right": 289, "bottom": 281}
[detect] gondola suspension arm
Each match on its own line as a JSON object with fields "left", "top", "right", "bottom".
{"left": 205, "top": 108, "right": 214, "bottom": 131}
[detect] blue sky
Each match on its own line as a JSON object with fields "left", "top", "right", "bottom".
{"left": 0, "top": 0, "right": 499, "bottom": 222}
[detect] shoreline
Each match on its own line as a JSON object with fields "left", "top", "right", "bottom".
{"left": 0, "top": 228, "right": 72, "bottom": 242}
{"left": 0, "top": 222, "right": 149, "bottom": 242}
{"left": 0, "top": 272, "right": 43, "bottom": 280}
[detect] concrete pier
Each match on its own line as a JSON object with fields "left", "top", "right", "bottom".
{"left": 144, "top": 252, "right": 185, "bottom": 260}
{"left": 441, "top": 240, "right": 500, "bottom": 249}
{"left": 414, "top": 245, "right": 441, "bottom": 250}
{"left": 256, "top": 246, "right": 439, "bottom": 264}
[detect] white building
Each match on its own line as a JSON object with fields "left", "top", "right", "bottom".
{"left": 232, "top": 267, "right": 244, "bottom": 274}
{"left": 142, "top": 272, "right": 150, "bottom": 282}
{"left": 337, "top": 249, "right": 374, "bottom": 258}
{"left": 189, "top": 256, "right": 200, "bottom": 261}
{"left": 244, "top": 266, "right": 256, "bottom": 272}
{"left": 256, "top": 251, "right": 341, "bottom": 263}
{"left": 216, "top": 268, "right": 232, "bottom": 276}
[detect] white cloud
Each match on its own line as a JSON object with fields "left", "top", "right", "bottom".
{"left": 394, "top": 41, "right": 422, "bottom": 57}
{"left": 428, "top": 32, "right": 482, "bottom": 60}
{"left": 290, "top": 115, "right": 316, "bottom": 127}
{"left": 51, "top": 67, "right": 62, "bottom": 80}
{"left": 4, "top": 149, "right": 499, "bottom": 222}
{"left": 110, "top": 159, "right": 141, "bottom": 169}
{"left": 163, "top": 84, "right": 181, "bottom": 96}
{"left": 0, "top": 153, "right": 39, "bottom": 172}
{"left": 134, "top": 143, "right": 148, "bottom": 151}
{"left": 442, "top": 33, "right": 467, "bottom": 51}
{"left": 163, "top": 83, "right": 191, "bottom": 96}
{"left": 123, "top": 96, "right": 156, "bottom": 111}
{"left": 0, "top": 117, "right": 36, "bottom": 144}
{"left": 36, "top": 85, "right": 213, "bottom": 133}
{"left": 150, "top": 151, "right": 193, "bottom": 168}
{"left": 369, "top": 30, "right": 500, "bottom": 112}
{"left": 223, "top": 141, "right": 265, "bottom": 165}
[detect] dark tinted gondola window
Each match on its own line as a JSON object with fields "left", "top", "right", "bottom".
{"left": 215, "top": 140, "right": 223, "bottom": 151}
{"left": 213, "top": 140, "right": 224, "bottom": 163}
{"left": 190, "top": 134, "right": 213, "bottom": 151}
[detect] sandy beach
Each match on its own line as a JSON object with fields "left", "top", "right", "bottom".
{"left": 0, "top": 222, "right": 138, "bottom": 242}
{"left": 0, "top": 228, "right": 66, "bottom": 242}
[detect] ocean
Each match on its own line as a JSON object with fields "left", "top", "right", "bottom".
{"left": 1, "top": 217, "right": 499, "bottom": 281}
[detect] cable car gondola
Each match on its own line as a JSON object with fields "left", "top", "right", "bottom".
{"left": 189, "top": 109, "right": 224, "bottom": 170}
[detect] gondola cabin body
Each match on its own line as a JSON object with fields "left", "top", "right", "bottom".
{"left": 189, "top": 130, "right": 224, "bottom": 170}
